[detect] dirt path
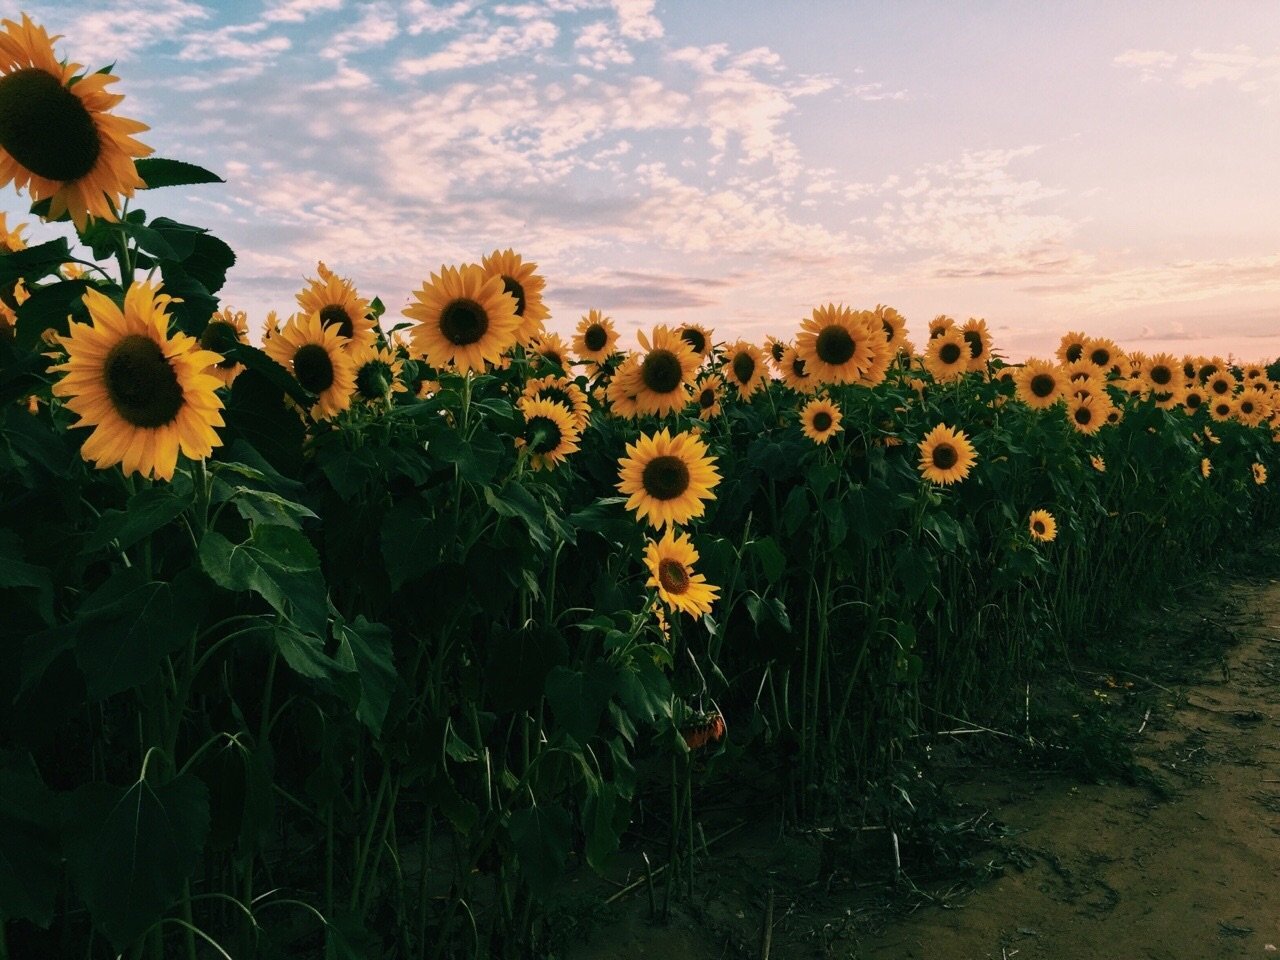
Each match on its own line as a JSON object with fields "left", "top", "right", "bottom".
{"left": 568, "top": 578, "right": 1280, "bottom": 960}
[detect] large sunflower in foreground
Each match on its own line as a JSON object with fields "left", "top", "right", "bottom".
{"left": 405, "top": 264, "right": 520, "bottom": 373}
{"left": 51, "top": 283, "right": 224, "bottom": 480}
{"left": 199, "top": 307, "right": 249, "bottom": 387}
{"left": 627, "top": 325, "right": 700, "bottom": 416}
{"left": 617, "top": 427, "right": 721, "bottom": 528}
{"left": 924, "top": 328, "right": 968, "bottom": 383}
{"left": 644, "top": 528, "right": 719, "bottom": 619}
{"left": 0, "top": 14, "right": 152, "bottom": 229}
{"left": 481, "top": 248, "right": 549, "bottom": 346}
{"left": 516, "top": 397, "right": 580, "bottom": 471}
{"left": 723, "top": 340, "right": 768, "bottom": 397}
{"left": 1014, "top": 359, "right": 1063, "bottom": 409}
{"left": 800, "top": 397, "right": 843, "bottom": 444}
{"left": 796, "top": 304, "right": 879, "bottom": 384}
{"left": 264, "top": 311, "right": 357, "bottom": 420}
{"left": 573, "top": 308, "right": 617, "bottom": 364}
{"left": 296, "top": 262, "right": 375, "bottom": 354}
{"left": 917, "top": 423, "right": 976, "bottom": 485}
{"left": 1028, "top": 509, "right": 1057, "bottom": 543}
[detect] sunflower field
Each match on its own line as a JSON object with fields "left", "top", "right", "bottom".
{"left": 1, "top": 13, "right": 1278, "bottom": 960}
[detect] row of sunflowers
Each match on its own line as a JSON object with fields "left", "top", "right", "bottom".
{"left": 1, "top": 11, "right": 1277, "bottom": 959}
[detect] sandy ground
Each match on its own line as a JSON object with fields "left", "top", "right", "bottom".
{"left": 567, "top": 577, "right": 1280, "bottom": 959}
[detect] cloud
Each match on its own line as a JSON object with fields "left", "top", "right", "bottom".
{"left": 1114, "top": 48, "right": 1178, "bottom": 82}
{"left": 403, "top": 0, "right": 477, "bottom": 35}
{"left": 575, "top": 21, "right": 634, "bottom": 70}
{"left": 1116, "top": 45, "right": 1280, "bottom": 99}
{"left": 399, "top": 19, "right": 558, "bottom": 73}
{"left": 263, "top": 0, "right": 343, "bottom": 23}
{"left": 22, "top": 0, "right": 211, "bottom": 63}
{"left": 611, "top": 0, "right": 662, "bottom": 41}
{"left": 555, "top": 269, "right": 728, "bottom": 311}
{"left": 326, "top": 1, "right": 399, "bottom": 58}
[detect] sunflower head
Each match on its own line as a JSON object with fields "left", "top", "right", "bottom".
{"left": 1200, "top": 457, "right": 1212, "bottom": 479}
{"left": 351, "top": 343, "right": 406, "bottom": 404}
{"left": 796, "top": 304, "right": 882, "bottom": 385}
{"left": 1067, "top": 395, "right": 1110, "bottom": 435}
{"left": 516, "top": 397, "right": 581, "bottom": 471}
{"left": 917, "top": 423, "right": 977, "bottom": 485}
{"left": 924, "top": 328, "right": 969, "bottom": 383}
{"left": 1090, "top": 454, "right": 1106, "bottom": 473}
{"left": 481, "top": 248, "right": 549, "bottom": 346}
{"left": 1014, "top": 359, "right": 1062, "bottom": 410}
{"left": 0, "top": 211, "right": 26, "bottom": 253}
{"left": 199, "top": 308, "right": 250, "bottom": 387}
{"left": 800, "top": 397, "right": 842, "bottom": 444}
{"left": 960, "top": 317, "right": 992, "bottom": 370}
{"left": 1056, "top": 331, "right": 1088, "bottom": 366}
{"left": 617, "top": 427, "right": 721, "bottom": 528}
{"left": 523, "top": 373, "right": 590, "bottom": 431}
{"left": 1253, "top": 462, "right": 1267, "bottom": 485}
{"left": 573, "top": 308, "right": 617, "bottom": 364}
{"left": 677, "top": 323, "right": 712, "bottom": 360}
{"left": 1028, "top": 509, "right": 1057, "bottom": 543}
{"left": 296, "top": 262, "right": 375, "bottom": 354}
{"left": 928, "top": 315, "right": 955, "bottom": 339}
{"left": 694, "top": 373, "right": 724, "bottom": 420}
{"left": 264, "top": 311, "right": 358, "bottom": 420}
{"left": 644, "top": 527, "right": 719, "bottom": 620}
{"left": 405, "top": 264, "right": 521, "bottom": 374}
{"left": 630, "top": 325, "right": 699, "bottom": 415}
{"left": 724, "top": 340, "right": 767, "bottom": 396}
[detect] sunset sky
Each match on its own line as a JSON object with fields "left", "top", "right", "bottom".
{"left": 4, "top": 0, "right": 1279, "bottom": 360}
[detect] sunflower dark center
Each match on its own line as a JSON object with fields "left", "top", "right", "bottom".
{"left": 641, "top": 454, "right": 690, "bottom": 500}
{"left": 731, "top": 351, "right": 756, "bottom": 385}
{"left": 1215, "top": 403, "right": 1230, "bottom": 416}
{"left": 1241, "top": 400, "right": 1255, "bottom": 414}
{"left": 770, "top": 341, "right": 786, "bottom": 362}
{"left": 1211, "top": 379, "right": 1230, "bottom": 395}
{"left": 680, "top": 327, "right": 706, "bottom": 354}
{"left": 1074, "top": 407, "right": 1092, "bottom": 425}
{"left": 356, "top": 359, "right": 393, "bottom": 400}
{"left": 540, "top": 385, "right": 572, "bottom": 407}
{"left": 294, "top": 343, "right": 335, "bottom": 393}
{"left": 320, "top": 305, "right": 355, "bottom": 339}
{"left": 791, "top": 357, "right": 807, "bottom": 378}
{"left": 584, "top": 323, "right": 608, "bottom": 352}
{"left": 641, "top": 349, "right": 683, "bottom": 393}
{"left": 815, "top": 325, "right": 856, "bottom": 365}
{"left": 541, "top": 350, "right": 565, "bottom": 369}
{"left": 931, "top": 443, "right": 958, "bottom": 470}
{"left": 200, "top": 320, "right": 241, "bottom": 368}
{"left": 1030, "top": 373, "right": 1055, "bottom": 398}
{"left": 963, "top": 330, "right": 984, "bottom": 359}
{"left": 527, "top": 415, "right": 562, "bottom": 454}
{"left": 657, "top": 558, "right": 690, "bottom": 595}
{"left": 0, "top": 68, "right": 101, "bottom": 182}
{"left": 882, "top": 320, "right": 895, "bottom": 340}
{"left": 1090, "top": 348, "right": 1110, "bottom": 367}
{"left": 698, "top": 387, "right": 716, "bottom": 408}
{"left": 1149, "top": 365, "right": 1172, "bottom": 386}
{"left": 812, "top": 411, "right": 833, "bottom": 432}
{"left": 503, "top": 277, "right": 526, "bottom": 316}
{"left": 1186, "top": 393, "right": 1202, "bottom": 409}
{"left": 1065, "top": 344, "right": 1083, "bottom": 363}
{"left": 1184, "top": 362, "right": 1197, "bottom": 378}
{"left": 939, "top": 342, "right": 962, "bottom": 365}
{"left": 439, "top": 298, "right": 489, "bottom": 346}
{"left": 1033, "top": 520, "right": 1046, "bottom": 534}
{"left": 103, "top": 334, "right": 184, "bottom": 428}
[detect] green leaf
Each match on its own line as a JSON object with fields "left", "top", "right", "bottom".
{"left": 334, "top": 616, "right": 397, "bottom": 737}
{"left": 0, "top": 238, "right": 70, "bottom": 289}
{"left": 135, "top": 158, "right": 225, "bottom": 189}
{"left": 747, "top": 536, "right": 785, "bottom": 584}
{"left": 546, "top": 663, "right": 615, "bottom": 742}
{"left": 14, "top": 279, "right": 91, "bottom": 351}
{"left": 380, "top": 501, "right": 451, "bottom": 591}
{"left": 200, "top": 526, "right": 328, "bottom": 636}
{"left": 0, "top": 768, "right": 60, "bottom": 926}
{"left": 62, "top": 773, "right": 210, "bottom": 952}
{"left": 219, "top": 369, "right": 307, "bottom": 477}
{"left": 213, "top": 482, "right": 316, "bottom": 530}
{"left": 0, "top": 530, "right": 54, "bottom": 624}
{"left": 225, "top": 341, "right": 315, "bottom": 408}
{"left": 612, "top": 649, "right": 671, "bottom": 724}
{"left": 508, "top": 805, "right": 572, "bottom": 891}
{"left": 484, "top": 483, "right": 550, "bottom": 550}
{"left": 272, "top": 622, "right": 342, "bottom": 682}
{"left": 84, "top": 485, "right": 193, "bottom": 554}
{"left": 584, "top": 782, "right": 622, "bottom": 874}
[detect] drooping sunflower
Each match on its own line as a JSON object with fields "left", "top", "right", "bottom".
{"left": 617, "top": 427, "right": 721, "bottom": 528}
{"left": 1066, "top": 394, "right": 1109, "bottom": 435}
{"left": 644, "top": 527, "right": 719, "bottom": 619}
{"left": 723, "top": 340, "right": 768, "bottom": 397}
{"left": 515, "top": 397, "right": 580, "bottom": 471}
{"left": 480, "top": 248, "right": 549, "bottom": 346}
{"left": 198, "top": 308, "right": 249, "bottom": 387}
{"left": 573, "top": 309, "right": 617, "bottom": 365}
{"left": 264, "top": 311, "right": 357, "bottom": 420}
{"left": 960, "top": 317, "right": 993, "bottom": 371}
{"left": 800, "top": 397, "right": 843, "bottom": 445}
{"left": 405, "top": 263, "right": 520, "bottom": 374}
{"left": 780, "top": 345, "right": 815, "bottom": 394}
{"left": 351, "top": 342, "right": 406, "bottom": 404}
{"left": 1252, "top": 462, "right": 1267, "bottom": 485}
{"left": 1056, "top": 331, "right": 1088, "bottom": 366}
{"left": 1206, "top": 370, "right": 1237, "bottom": 398}
{"left": 874, "top": 304, "right": 908, "bottom": 356}
{"left": 1028, "top": 509, "right": 1057, "bottom": 543}
{"left": 1200, "top": 457, "right": 1212, "bottom": 479}
{"left": 0, "top": 14, "right": 152, "bottom": 229}
{"left": 764, "top": 335, "right": 789, "bottom": 369}
{"left": 0, "top": 210, "right": 25, "bottom": 252}
{"left": 1014, "top": 359, "right": 1063, "bottom": 410}
{"left": 522, "top": 373, "right": 590, "bottom": 432}
{"left": 677, "top": 323, "right": 713, "bottom": 361}
{"left": 295, "top": 262, "right": 375, "bottom": 354}
{"left": 917, "top": 423, "right": 977, "bottom": 485}
{"left": 796, "top": 304, "right": 880, "bottom": 385}
{"left": 1090, "top": 454, "right": 1106, "bottom": 473}
{"left": 529, "top": 331, "right": 572, "bottom": 372}
{"left": 694, "top": 374, "right": 724, "bottom": 420}
{"left": 923, "top": 328, "right": 968, "bottom": 383}
{"left": 50, "top": 283, "right": 224, "bottom": 480}
{"left": 928, "top": 314, "right": 955, "bottom": 339}
{"left": 629, "top": 325, "right": 700, "bottom": 416}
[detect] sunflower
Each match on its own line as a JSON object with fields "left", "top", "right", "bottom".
{"left": 529, "top": 331, "right": 571, "bottom": 373}
{"left": 694, "top": 374, "right": 724, "bottom": 420}
{"left": 295, "top": 262, "right": 374, "bottom": 354}
{"left": 264, "top": 311, "right": 357, "bottom": 420}
{"left": 515, "top": 397, "right": 580, "bottom": 471}
{"left": 928, "top": 315, "right": 955, "bottom": 339}
{"left": 606, "top": 355, "right": 642, "bottom": 419}
{"left": 1028, "top": 509, "right": 1057, "bottom": 543}
{"left": 677, "top": 323, "right": 713, "bottom": 361}
{"left": 780, "top": 345, "right": 815, "bottom": 394}
{"left": 1082, "top": 337, "right": 1122, "bottom": 372}
{"left": 1066, "top": 395, "right": 1109, "bottom": 435}
{"left": 1200, "top": 457, "right": 1212, "bottom": 479}
{"left": 1142, "top": 353, "right": 1179, "bottom": 395}
{"left": 960, "top": 317, "right": 993, "bottom": 371}
{"left": 1197, "top": 357, "right": 1225, "bottom": 384}
{"left": 796, "top": 304, "right": 880, "bottom": 384}
{"left": 481, "top": 248, "right": 549, "bottom": 346}
{"left": 1066, "top": 372, "right": 1106, "bottom": 403}
{"left": 644, "top": 528, "right": 719, "bottom": 619}
{"left": 262, "top": 310, "right": 281, "bottom": 344}
{"left": 617, "top": 427, "right": 721, "bottom": 528}
{"left": 522, "top": 373, "right": 590, "bottom": 431}
{"left": 1180, "top": 356, "right": 1198, "bottom": 381}
{"left": 628, "top": 325, "right": 700, "bottom": 415}
{"left": 923, "top": 328, "right": 968, "bottom": 383}
{"left": 1253, "top": 462, "right": 1267, "bottom": 485}
{"left": 1208, "top": 397, "right": 1234, "bottom": 422}
{"left": 1090, "top": 454, "right": 1106, "bottom": 473}
{"left": 405, "top": 264, "right": 520, "bottom": 374}
{"left": 1182, "top": 385, "right": 1207, "bottom": 415}
{"left": 199, "top": 308, "right": 249, "bottom": 387}
{"left": 1206, "top": 370, "right": 1237, "bottom": 398}
{"left": 1056, "top": 331, "right": 1088, "bottom": 366}
{"left": 0, "top": 210, "right": 25, "bottom": 252}
{"left": 875, "top": 304, "right": 908, "bottom": 355}
{"left": 351, "top": 342, "right": 406, "bottom": 404}
{"left": 917, "top": 423, "right": 977, "bottom": 485}
{"left": 764, "top": 335, "right": 789, "bottom": 368}
{"left": 0, "top": 15, "right": 152, "bottom": 229}
{"left": 50, "top": 283, "right": 223, "bottom": 480}
{"left": 1234, "top": 389, "right": 1268, "bottom": 428}
{"left": 1014, "top": 359, "right": 1062, "bottom": 409}
{"left": 800, "top": 397, "right": 843, "bottom": 444}
{"left": 1243, "top": 363, "right": 1266, "bottom": 382}
{"left": 723, "top": 340, "right": 768, "bottom": 397}
{"left": 573, "top": 309, "right": 617, "bottom": 364}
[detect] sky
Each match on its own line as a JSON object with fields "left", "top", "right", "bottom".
{"left": 4, "top": 0, "right": 1280, "bottom": 361}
